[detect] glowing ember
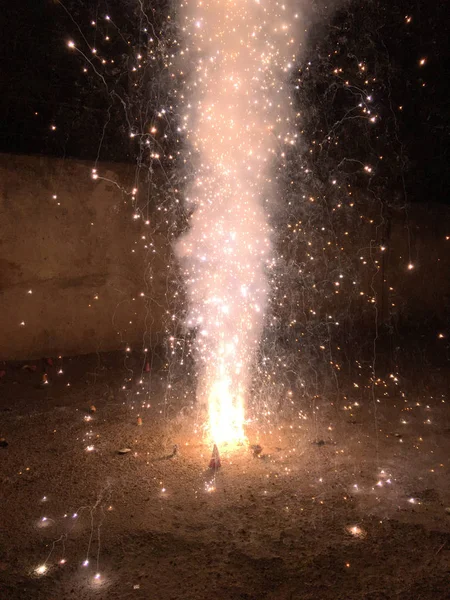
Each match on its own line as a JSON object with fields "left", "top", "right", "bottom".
{"left": 34, "top": 564, "right": 47, "bottom": 576}
{"left": 346, "top": 525, "right": 366, "bottom": 538}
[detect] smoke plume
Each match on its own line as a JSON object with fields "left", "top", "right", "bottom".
{"left": 176, "top": 0, "right": 302, "bottom": 443}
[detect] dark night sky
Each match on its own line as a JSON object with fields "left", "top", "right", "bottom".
{"left": 1, "top": 0, "right": 449, "bottom": 205}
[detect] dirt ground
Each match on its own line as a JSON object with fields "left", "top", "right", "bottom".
{"left": 0, "top": 352, "right": 449, "bottom": 600}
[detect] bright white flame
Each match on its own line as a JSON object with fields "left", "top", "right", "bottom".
{"left": 208, "top": 377, "right": 245, "bottom": 445}
{"left": 176, "top": 0, "right": 299, "bottom": 445}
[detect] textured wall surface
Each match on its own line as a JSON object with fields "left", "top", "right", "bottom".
{"left": 0, "top": 153, "right": 170, "bottom": 360}
{"left": 0, "top": 153, "right": 448, "bottom": 360}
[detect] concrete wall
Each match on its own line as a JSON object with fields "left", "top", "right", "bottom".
{"left": 0, "top": 153, "right": 170, "bottom": 360}
{"left": 0, "top": 153, "right": 448, "bottom": 360}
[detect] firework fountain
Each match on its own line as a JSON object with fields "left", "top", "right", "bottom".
{"left": 175, "top": 1, "right": 300, "bottom": 446}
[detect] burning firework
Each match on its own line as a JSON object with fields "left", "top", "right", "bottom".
{"left": 176, "top": 0, "right": 299, "bottom": 445}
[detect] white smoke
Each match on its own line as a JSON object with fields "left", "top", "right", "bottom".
{"left": 176, "top": 0, "right": 301, "bottom": 444}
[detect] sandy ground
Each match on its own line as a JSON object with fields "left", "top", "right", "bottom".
{"left": 0, "top": 352, "right": 449, "bottom": 600}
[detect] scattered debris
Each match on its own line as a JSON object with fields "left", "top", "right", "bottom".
{"left": 409, "top": 488, "right": 439, "bottom": 503}
{"left": 209, "top": 444, "right": 221, "bottom": 469}
{"left": 250, "top": 444, "right": 263, "bottom": 457}
{"left": 312, "top": 439, "right": 337, "bottom": 447}
{"left": 159, "top": 445, "right": 179, "bottom": 461}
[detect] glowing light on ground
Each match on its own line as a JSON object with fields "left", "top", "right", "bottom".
{"left": 34, "top": 564, "right": 48, "bottom": 576}
{"left": 346, "top": 525, "right": 366, "bottom": 538}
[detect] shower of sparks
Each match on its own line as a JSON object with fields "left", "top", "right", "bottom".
{"left": 176, "top": 0, "right": 300, "bottom": 445}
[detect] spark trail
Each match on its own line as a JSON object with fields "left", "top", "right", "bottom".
{"left": 176, "top": 0, "right": 300, "bottom": 445}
